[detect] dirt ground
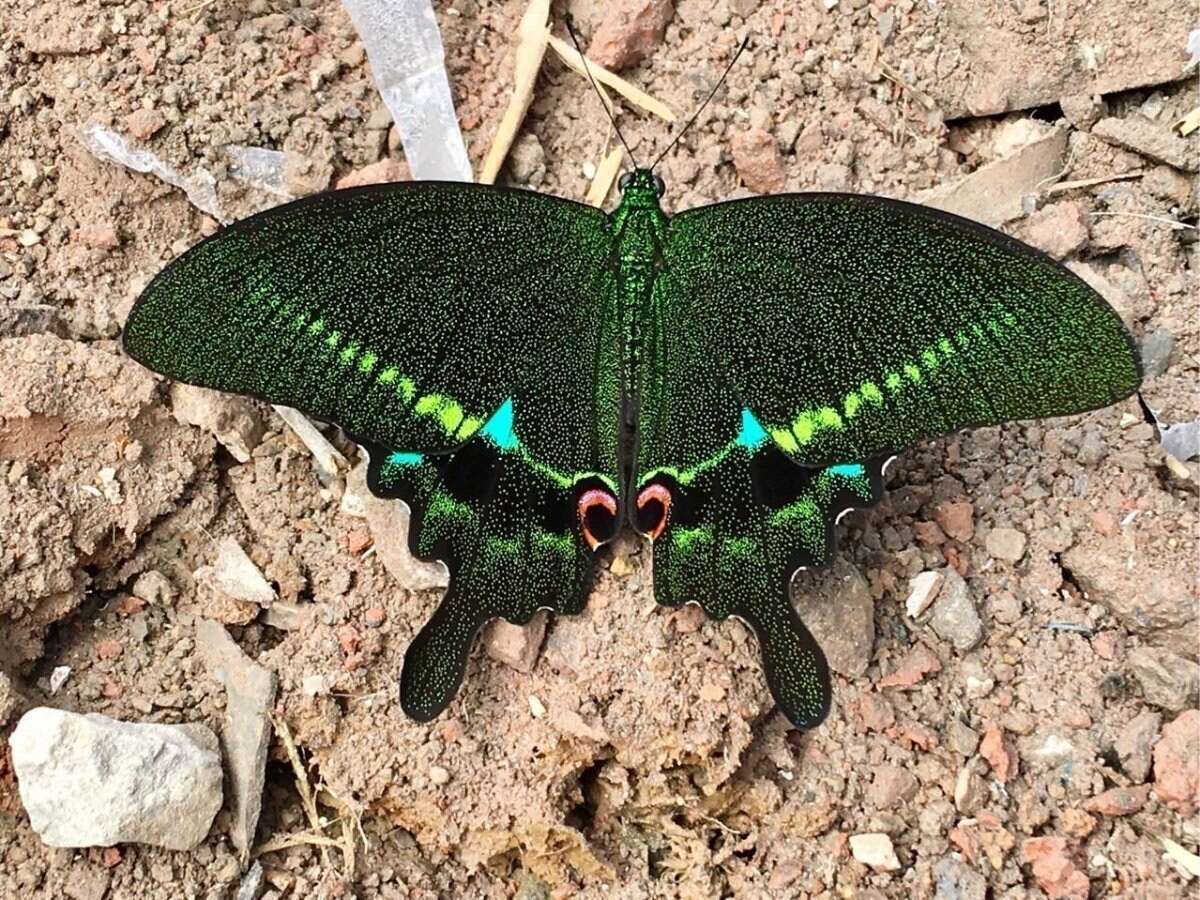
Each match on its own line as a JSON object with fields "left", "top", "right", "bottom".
{"left": 1, "top": 1, "right": 1198, "bottom": 898}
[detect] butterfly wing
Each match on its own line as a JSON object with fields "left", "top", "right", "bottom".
{"left": 635, "top": 299, "right": 887, "bottom": 727}
{"left": 663, "top": 193, "right": 1143, "bottom": 467}
{"left": 124, "top": 182, "right": 623, "bottom": 720}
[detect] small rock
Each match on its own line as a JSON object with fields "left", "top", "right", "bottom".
{"left": 928, "top": 569, "right": 983, "bottom": 652}
{"left": 171, "top": 384, "right": 264, "bottom": 464}
{"left": 933, "top": 854, "right": 987, "bottom": 900}
{"left": 1141, "top": 165, "right": 1195, "bottom": 208}
{"left": 125, "top": 108, "right": 166, "bottom": 141}
{"left": 1059, "top": 808, "right": 1095, "bottom": 839}
{"left": 10, "top": 708, "right": 222, "bottom": 850}
{"left": 934, "top": 499, "right": 974, "bottom": 542}
{"left": 878, "top": 644, "right": 942, "bottom": 689}
{"left": 954, "top": 766, "right": 989, "bottom": 814}
{"left": 196, "top": 620, "right": 277, "bottom": 857}
{"left": 1083, "top": 784, "right": 1151, "bottom": 817}
{"left": 946, "top": 719, "right": 981, "bottom": 757}
{"left": 236, "top": 862, "right": 265, "bottom": 900}
{"left": 727, "top": 0, "right": 760, "bottom": 16}
{"left": 1017, "top": 202, "right": 1088, "bottom": 260}
{"left": 699, "top": 681, "right": 726, "bottom": 702}
{"left": 0, "top": 670, "right": 25, "bottom": 727}
{"left": 905, "top": 570, "right": 944, "bottom": 618}
{"left": 731, "top": 126, "right": 788, "bottom": 194}
{"left": 1115, "top": 711, "right": 1160, "bottom": 782}
{"left": 853, "top": 693, "right": 896, "bottom": 732}
{"left": 484, "top": 611, "right": 548, "bottom": 674}
{"left": 849, "top": 833, "right": 901, "bottom": 871}
{"left": 334, "top": 158, "right": 409, "bottom": 189}
{"left": 352, "top": 462, "right": 448, "bottom": 592}
{"left": 794, "top": 557, "right": 874, "bottom": 677}
{"left": 980, "top": 722, "right": 1019, "bottom": 782}
{"left": 869, "top": 764, "right": 919, "bottom": 809}
{"left": 961, "top": 658, "right": 994, "bottom": 699}
{"left": 1020, "top": 836, "right": 1089, "bottom": 900}
{"left": 195, "top": 536, "right": 276, "bottom": 608}
{"left": 1128, "top": 646, "right": 1200, "bottom": 712}
{"left": 1139, "top": 328, "right": 1175, "bottom": 378}
{"left": 1092, "top": 116, "right": 1199, "bottom": 172}
{"left": 548, "top": 705, "right": 610, "bottom": 743}
{"left": 588, "top": 0, "right": 674, "bottom": 70}
{"left": 985, "top": 526, "right": 1027, "bottom": 562}
{"left": 1153, "top": 710, "right": 1200, "bottom": 815}
{"left": 74, "top": 223, "right": 120, "bottom": 250}
{"left": 429, "top": 765, "right": 451, "bottom": 786}
{"left": 1059, "top": 93, "right": 1106, "bottom": 129}
{"left": 507, "top": 133, "right": 546, "bottom": 186}
{"left": 48, "top": 665, "right": 71, "bottom": 695}
{"left": 528, "top": 694, "right": 546, "bottom": 718}
{"left": 132, "top": 570, "right": 174, "bottom": 606}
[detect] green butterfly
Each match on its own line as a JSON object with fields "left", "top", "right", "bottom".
{"left": 123, "top": 115, "right": 1142, "bottom": 730}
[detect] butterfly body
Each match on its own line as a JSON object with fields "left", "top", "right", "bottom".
{"left": 123, "top": 167, "right": 1141, "bottom": 728}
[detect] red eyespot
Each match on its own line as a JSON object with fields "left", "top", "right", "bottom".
{"left": 577, "top": 488, "right": 618, "bottom": 551}
{"left": 635, "top": 483, "right": 672, "bottom": 541}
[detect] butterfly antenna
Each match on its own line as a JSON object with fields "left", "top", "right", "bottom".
{"left": 652, "top": 34, "right": 750, "bottom": 170}
{"left": 564, "top": 16, "right": 639, "bottom": 168}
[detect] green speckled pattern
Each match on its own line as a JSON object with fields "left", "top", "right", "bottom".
{"left": 123, "top": 172, "right": 1142, "bottom": 729}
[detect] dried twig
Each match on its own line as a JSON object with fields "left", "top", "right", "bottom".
{"left": 272, "top": 714, "right": 333, "bottom": 869}
{"left": 585, "top": 147, "right": 624, "bottom": 207}
{"left": 1045, "top": 171, "right": 1144, "bottom": 195}
{"left": 480, "top": 0, "right": 552, "bottom": 184}
{"left": 547, "top": 33, "right": 676, "bottom": 122}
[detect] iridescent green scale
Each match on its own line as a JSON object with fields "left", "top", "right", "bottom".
{"left": 123, "top": 170, "right": 1141, "bottom": 728}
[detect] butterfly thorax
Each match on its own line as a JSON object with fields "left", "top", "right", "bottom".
{"left": 610, "top": 171, "right": 669, "bottom": 401}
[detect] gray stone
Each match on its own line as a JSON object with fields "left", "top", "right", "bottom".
{"left": 933, "top": 854, "right": 987, "bottom": 900}
{"left": 1128, "top": 646, "right": 1200, "bottom": 713}
{"left": 1140, "top": 329, "right": 1175, "bottom": 378}
{"left": 484, "top": 611, "right": 548, "bottom": 673}
{"left": 236, "top": 861, "right": 265, "bottom": 900}
{"left": 196, "top": 620, "right": 278, "bottom": 856}
{"left": 727, "top": 0, "right": 760, "bottom": 16}
{"left": 0, "top": 670, "right": 25, "bottom": 727}
{"left": 946, "top": 719, "right": 981, "bottom": 757}
{"left": 985, "top": 527, "right": 1027, "bottom": 563}
{"left": 350, "top": 461, "right": 448, "bottom": 592}
{"left": 170, "top": 383, "right": 264, "bottom": 464}
{"left": 928, "top": 569, "right": 983, "bottom": 652}
{"left": 10, "top": 707, "right": 222, "bottom": 849}
{"left": 1092, "top": 116, "right": 1199, "bottom": 172}
{"left": 954, "top": 766, "right": 988, "bottom": 814}
{"left": 508, "top": 133, "right": 546, "bottom": 186}
{"left": 1115, "top": 711, "right": 1161, "bottom": 783}
{"left": 195, "top": 537, "right": 276, "bottom": 608}
{"left": 793, "top": 557, "right": 874, "bottom": 677}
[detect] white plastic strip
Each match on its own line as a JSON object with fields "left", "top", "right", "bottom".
{"left": 342, "top": 0, "right": 473, "bottom": 182}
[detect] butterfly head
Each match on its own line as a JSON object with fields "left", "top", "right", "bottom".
{"left": 618, "top": 169, "right": 666, "bottom": 208}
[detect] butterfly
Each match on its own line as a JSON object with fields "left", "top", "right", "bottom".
{"left": 121, "top": 30, "right": 1142, "bottom": 728}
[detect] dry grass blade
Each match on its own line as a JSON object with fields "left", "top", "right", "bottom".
{"left": 255, "top": 831, "right": 344, "bottom": 855}
{"left": 1174, "top": 106, "right": 1200, "bottom": 137}
{"left": 878, "top": 60, "right": 938, "bottom": 111}
{"left": 547, "top": 33, "right": 675, "bottom": 122}
{"left": 479, "top": 0, "right": 552, "bottom": 184}
{"left": 1045, "top": 170, "right": 1144, "bottom": 195}
{"left": 272, "top": 713, "right": 333, "bottom": 869}
{"left": 586, "top": 147, "right": 624, "bottom": 207}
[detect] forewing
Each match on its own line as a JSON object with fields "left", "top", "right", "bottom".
{"left": 664, "top": 193, "right": 1142, "bottom": 467}
{"left": 123, "top": 182, "right": 615, "bottom": 457}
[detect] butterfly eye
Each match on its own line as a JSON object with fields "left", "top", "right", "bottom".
{"left": 618, "top": 172, "right": 634, "bottom": 192}
{"left": 653, "top": 174, "right": 666, "bottom": 196}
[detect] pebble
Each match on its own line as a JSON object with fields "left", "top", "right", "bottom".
{"left": 1128, "top": 646, "right": 1199, "bottom": 712}
{"left": 1018, "top": 201, "right": 1089, "bottom": 260}
{"left": 954, "top": 766, "right": 989, "bottom": 814}
{"left": 1114, "top": 711, "right": 1160, "bottom": 782}
{"left": 730, "top": 126, "right": 788, "bottom": 194}
{"left": 934, "top": 499, "right": 974, "bottom": 542}
{"left": 196, "top": 620, "right": 277, "bottom": 856}
{"left": 484, "top": 612, "right": 548, "bottom": 674}
{"left": 429, "top": 765, "right": 451, "bottom": 786}
{"left": 933, "top": 854, "right": 987, "bottom": 900}
{"left": 1083, "top": 784, "right": 1151, "bottom": 817}
{"left": 1153, "top": 710, "right": 1200, "bottom": 815}
{"left": 171, "top": 383, "right": 264, "bottom": 464}
{"left": 132, "top": 570, "right": 175, "bottom": 606}
{"left": 1021, "top": 836, "right": 1089, "bottom": 900}
{"left": 1139, "top": 328, "right": 1175, "bottom": 377}
{"left": 980, "top": 722, "right": 1019, "bottom": 782}
{"left": 125, "top": 108, "right": 167, "bottom": 141}
{"left": 506, "top": 132, "right": 546, "bottom": 186}
{"left": 878, "top": 644, "right": 942, "bottom": 689}
{"left": 794, "top": 558, "right": 874, "bottom": 677}
{"left": 905, "top": 570, "right": 944, "bottom": 618}
{"left": 1092, "top": 116, "right": 1199, "bottom": 172}
{"left": 10, "top": 708, "right": 222, "bottom": 850}
{"left": 946, "top": 719, "right": 981, "bottom": 757}
{"left": 984, "top": 527, "right": 1026, "bottom": 563}
{"left": 869, "top": 764, "right": 918, "bottom": 809}
{"left": 588, "top": 0, "right": 674, "bottom": 70}
{"left": 928, "top": 569, "right": 983, "bottom": 652}
{"left": 849, "top": 833, "right": 901, "bottom": 871}
{"left": 195, "top": 536, "right": 275, "bottom": 608}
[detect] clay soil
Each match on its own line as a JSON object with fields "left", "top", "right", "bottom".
{"left": 1, "top": 1, "right": 1197, "bottom": 899}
